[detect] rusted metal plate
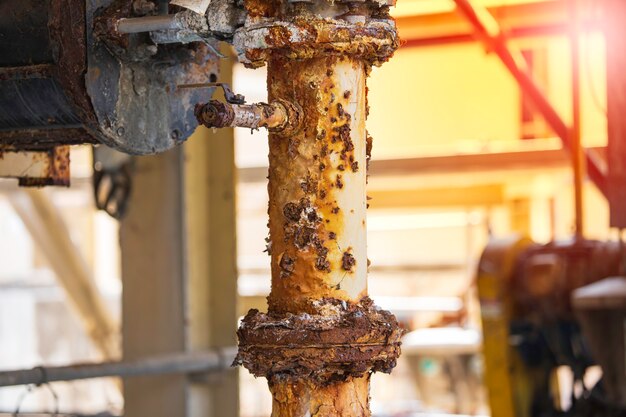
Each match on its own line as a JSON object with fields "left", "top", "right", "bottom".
{"left": 0, "top": 146, "right": 70, "bottom": 186}
{"left": 0, "top": 0, "right": 97, "bottom": 147}
{"left": 0, "top": 0, "right": 221, "bottom": 154}
{"left": 86, "top": 0, "right": 219, "bottom": 154}
{"left": 0, "top": 128, "right": 95, "bottom": 149}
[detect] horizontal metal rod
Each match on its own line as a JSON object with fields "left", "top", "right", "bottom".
{"left": 117, "top": 15, "right": 180, "bottom": 33}
{"left": 401, "top": 21, "right": 601, "bottom": 49}
{"left": 0, "top": 348, "right": 236, "bottom": 388}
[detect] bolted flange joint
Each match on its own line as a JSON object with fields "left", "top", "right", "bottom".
{"left": 234, "top": 297, "right": 404, "bottom": 386}
{"left": 233, "top": 15, "right": 399, "bottom": 68}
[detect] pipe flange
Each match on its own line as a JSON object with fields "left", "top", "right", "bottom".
{"left": 233, "top": 17, "right": 399, "bottom": 68}
{"left": 234, "top": 297, "right": 404, "bottom": 385}
{"left": 268, "top": 98, "right": 304, "bottom": 135}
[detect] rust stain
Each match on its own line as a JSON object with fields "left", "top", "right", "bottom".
{"left": 49, "top": 0, "right": 98, "bottom": 126}
{"left": 269, "top": 376, "right": 371, "bottom": 417}
{"left": 265, "top": 26, "right": 292, "bottom": 48}
{"left": 265, "top": 55, "right": 370, "bottom": 314}
{"left": 15, "top": 146, "right": 70, "bottom": 187}
{"left": 341, "top": 250, "right": 356, "bottom": 272}
{"left": 244, "top": 0, "right": 279, "bottom": 19}
{"left": 50, "top": 145, "right": 71, "bottom": 186}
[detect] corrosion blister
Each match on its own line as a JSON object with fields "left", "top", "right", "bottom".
{"left": 279, "top": 253, "right": 295, "bottom": 278}
{"left": 341, "top": 251, "right": 356, "bottom": 272}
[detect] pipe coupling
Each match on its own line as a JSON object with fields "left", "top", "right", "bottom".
{"left": 233, "top": 17, "right": 399, "bottom": 68}
{"left": 195, "top": 99, "right": 302, "bottom": 133}
{"left": 233, "top": 297, "right": 404, "bottom": 385}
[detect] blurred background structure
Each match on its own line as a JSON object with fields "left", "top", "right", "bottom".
{"left": 0, "top": 0, "right": 624, "bottom": 416}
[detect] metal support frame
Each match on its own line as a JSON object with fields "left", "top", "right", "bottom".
{"left": 569, "top": 0, "right": 585, "bottom": 237}
{"left": 452, "top": 0, "right": 607, "bottom": 197}
{"left": 398, "top": 0, "right": 598, "bottom": 49}
{"left": 120, "top": 148, "right": 189, "bottom": 417}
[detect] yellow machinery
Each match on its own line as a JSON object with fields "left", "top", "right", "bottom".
{"left": 478, "top": 236, "right": 626, "bottom": 417}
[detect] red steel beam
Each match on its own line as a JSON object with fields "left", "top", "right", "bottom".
{"left": 603, "top": 0, "right": 626, "bottom": 228}
{"left": 451, "top": 0, "right": 608, "bottom": 197}
{"left": 401, "top": 21, "right": 600, "bottom": 49}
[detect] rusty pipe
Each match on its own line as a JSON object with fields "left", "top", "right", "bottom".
{"left": 231, "top": 2, "right": 402, "bottom": 416}
{"left": 194, "top": 99, "right": 301, "bottom": 131}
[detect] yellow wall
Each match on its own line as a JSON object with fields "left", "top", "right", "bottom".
{"left": 367, "top": 33, "right": 608, "bottom": 158}
{"left": 366, "top": 32, "right": 610, "bottom": 240}
{"left": 368, "top": 44, "right": 520, "bottom": 158}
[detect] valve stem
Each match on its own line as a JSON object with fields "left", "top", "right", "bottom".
{"left": 195, "top": 99, "right": 301, "bottom": 132}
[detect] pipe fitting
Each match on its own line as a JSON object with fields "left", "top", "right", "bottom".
{"left": 195, "top": 99, "right": 302, "bottom": 132}
{"left": 234, "top": 297, "right": 403, "bottom": 385}
{"left": 233, "top": 18, "right": 399, "bottom": 68}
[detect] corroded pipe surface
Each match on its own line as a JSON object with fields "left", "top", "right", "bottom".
{"left": 269, "top": 376, "right": 371, "bottom": 417}
{"left": 232, "top": 1, "right": 401, "bottom": 415}
{"left": 267, "top": 56, "right": 369, "bottom": 312}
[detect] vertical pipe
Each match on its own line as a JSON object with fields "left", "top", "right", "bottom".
{"left": 267, "top": 56, "right": 368, "bottom": 314}
{"left": 603, "top": 0, "right": 626, "bottom": 228}
{"left": 231, "top": 5, "right": 402, "bottom": 416}
{"left": 264, "top": 55, "right": 370, "bottom": 416}
{"left": 269, "top": 376, "right": 371, "bottom": 417}
{"left": 570, "top": 0, "right": 585, "bottom": 238}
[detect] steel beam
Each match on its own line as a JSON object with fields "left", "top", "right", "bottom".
{"left": 452, "top": 0, "right": 608, "bottom": 197}
{"left": 120, "top": 149, "right": 189, "bottom": 417}
{"left": 238, "top": 142, "right": 606, "bottom": 183}
{"left": 368, "top": 184, "right": 504, "bottom": 209}
{"left": 603, "top": 0, "right": 626, "bottom": 228}
{"left": 569, "top": 0, "right": 584, "bottom": 237}
{"left": 397, "top": 0, "right": 599, "bottom": 48}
